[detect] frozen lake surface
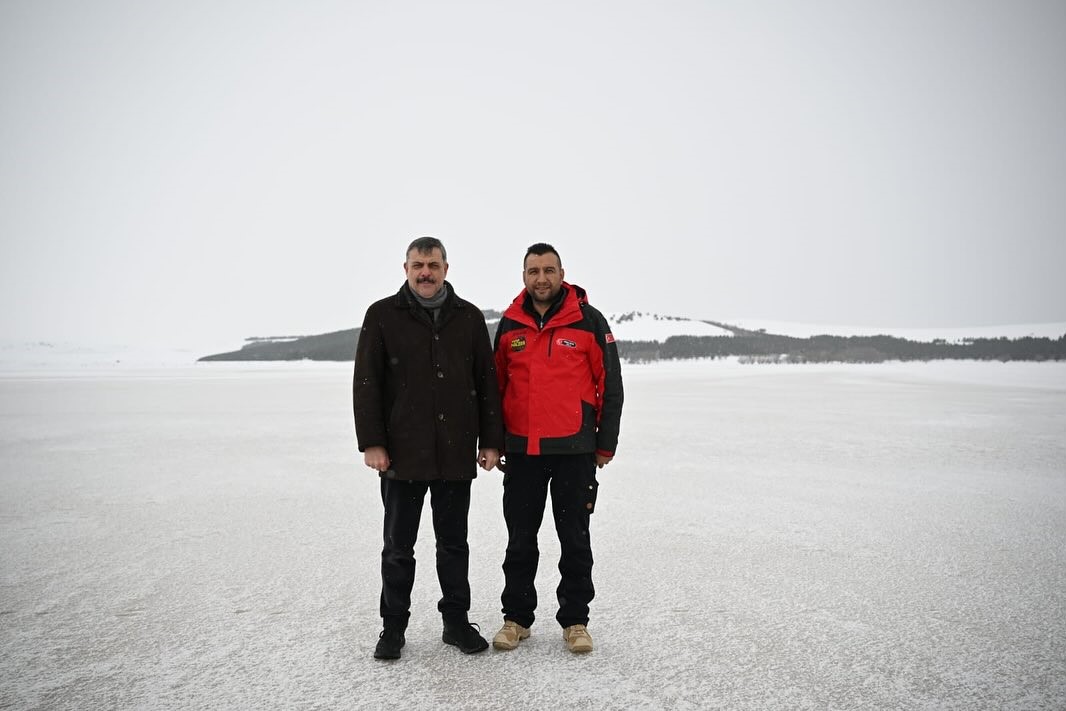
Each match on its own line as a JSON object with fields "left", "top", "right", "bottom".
{"left": 2, "top": 360, "right": 1065, "bottom": 710}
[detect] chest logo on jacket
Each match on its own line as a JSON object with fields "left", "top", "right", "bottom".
{"left": 555, "top": 338, "right": 577, "bottom": 349}
{"left": 510, "top": 336, "right": 527, "bottom": 352}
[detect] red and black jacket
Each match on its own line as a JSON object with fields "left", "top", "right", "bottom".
{"left": 493, "top": 282, "right": 623, "bottom": 457}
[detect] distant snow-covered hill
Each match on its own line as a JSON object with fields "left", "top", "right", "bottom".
{"left": 605, "top": 311, "right": 733, "bottom": 341}
{"left": 497, "top": 310, "right": 1066, "bottom": 344}
{"left": 721, "top": 319, "right": 1066, "bottom": 343}
{"left": 486, "top": 311, "right": 734, "bottom": 342}
{"left": 6, "top": 313, "right": 1064, "bottom": 368}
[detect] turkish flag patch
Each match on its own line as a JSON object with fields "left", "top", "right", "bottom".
{"left": 605, "top": 333, "right": 615, "bottom": 344}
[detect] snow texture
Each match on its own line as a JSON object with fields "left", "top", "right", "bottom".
{"left": 1, "top": 361, "right": 1065, "bottom": 710}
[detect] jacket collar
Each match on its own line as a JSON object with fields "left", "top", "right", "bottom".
{"left": 392, "top": 281, "right": 464, "bottom": 329}
{"left": 504, "top": 281, "right": 586, "bottom": 329}
{"left": 391, "top": 280, "right": 461, "bottom": 309}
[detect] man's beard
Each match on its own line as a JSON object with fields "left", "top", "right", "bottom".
{"left": 529, "top": 285, "right": 560, "bottom": 305}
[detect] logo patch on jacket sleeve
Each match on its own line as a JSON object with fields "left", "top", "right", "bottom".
{"left": 605, "top": 332, "right": 616, "bottom": 344}
{"left": 556, "top": 338, "right": 577, "bottom": 348}
{"left": 510, "top": 336, "right": 527, "bottom": 352}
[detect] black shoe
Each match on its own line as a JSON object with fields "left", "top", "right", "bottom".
{"left": 374, "top": 627, "right": 405, "bottom": 660}
{"left": 442, "top": 620, "right": 489, "bottom": 654}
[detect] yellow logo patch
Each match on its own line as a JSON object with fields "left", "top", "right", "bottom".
{"left": 510, "top": 336, "right": 527, "bottom": 352}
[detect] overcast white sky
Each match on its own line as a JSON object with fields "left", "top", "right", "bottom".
{"left": 2, "top": 0, "right": 1064, "bottom": 349}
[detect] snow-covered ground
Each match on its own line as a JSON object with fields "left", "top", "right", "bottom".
{"left": 2, "top": 361, "right": 1065, "bottom": 710}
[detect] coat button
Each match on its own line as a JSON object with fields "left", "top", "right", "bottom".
{"left": 437, "top": 371, "right": 444, "bottom": 378}
{"left": 438, "top": 413, "right": 445, "bottom": 421}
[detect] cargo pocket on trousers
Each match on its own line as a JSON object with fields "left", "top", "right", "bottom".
{"left": 583, "top": 473, "right": 599, "bottom": 515}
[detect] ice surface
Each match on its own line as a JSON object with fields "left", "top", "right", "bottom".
{"left": 1, "top": 361, "right": 1064, "bottom": 709}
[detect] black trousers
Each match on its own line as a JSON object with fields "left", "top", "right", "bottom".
{"left": 501, "top": 452, "right": 599, "bottom": 629}
{"left": 379, "top": 478, "right": 472, "bottom": 626}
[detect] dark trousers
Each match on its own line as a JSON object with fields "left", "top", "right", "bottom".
{"left": 501, "top": 452, "right": 599, "bottom": 629}
{"left": 380, "top": 478, "right": 472, "bottom": 626}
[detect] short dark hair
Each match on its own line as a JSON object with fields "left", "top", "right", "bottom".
{"left": 406, "top": 236, "right": 447, "bottom": 262}
{"left": 524, "top": 242, "right": 561, "bottom": 268}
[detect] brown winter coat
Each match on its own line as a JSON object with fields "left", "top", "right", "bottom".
{"left": 353, "top": 282, "right": 504, "bottom": 481}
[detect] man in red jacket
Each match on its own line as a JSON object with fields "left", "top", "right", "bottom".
{"left": 491, "top": 243, "right": 623, "bottom": 654}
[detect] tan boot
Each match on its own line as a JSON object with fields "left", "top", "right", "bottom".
{"left": 492, "top": 620, "right": 530, "bottom": 651}
{"left": 563, "top": 624, "right": 593, "bottom": 653}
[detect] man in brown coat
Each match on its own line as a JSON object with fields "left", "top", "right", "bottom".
{"left": 353, "top": 236, "right": 503, "bottom": 660}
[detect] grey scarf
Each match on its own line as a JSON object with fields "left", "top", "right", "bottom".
{"left": 408, "top": 282, "right": 449, "bottom": 321}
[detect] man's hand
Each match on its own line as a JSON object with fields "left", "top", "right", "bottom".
{"left": 478, "top": 448, "right": 500, "bottom": 471}
{"left": 595, "top": 454, "right": 613, "bottom": 469}
{"left": 364, "top": 446, "right": 390, "bottom": 472}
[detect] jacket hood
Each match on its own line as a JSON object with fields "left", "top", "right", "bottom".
{"left": 503, "top": 281, "right": 588, "bottom": 328}
{"left": 567, "top": 282, "right": 589, "bottom": 306}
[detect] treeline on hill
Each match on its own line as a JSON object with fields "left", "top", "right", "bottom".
{"left": 199, "top": 310, "right": 509, "bottom": 362}
{"left": 200, "top": 324, "right": 1066, "bottom": 363}
{"left": 198, "top": 329, "right": 360, "bottom": 361}
{"left": 618, "top": 333, "right": 1066, "bottom": 363}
